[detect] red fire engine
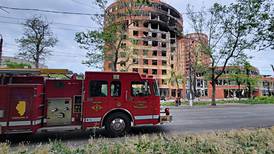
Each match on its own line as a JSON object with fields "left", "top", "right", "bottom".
{"left": 0, "top": 68, "right": 172, "bottom": 137}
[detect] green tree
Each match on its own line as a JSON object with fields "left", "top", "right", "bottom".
{"left": 16, "top": 16, "right": 57, "bottom": 68}
{"left": 75, "top": 0, "right": 150, "bottom": 71}
{"left": 168, "top": 69, "right": 185, "bottom": 98}
{"left": 4, "top": 60, "right": 31, "bottom": 69}
{"left": 228, "top": 63, "right": 259, "bottom": 100}
{"left": 187, "top": 0, "right": 266, "bottom": 105}
{"left": 251, "top": 0, "right": 274, "bottom": 50}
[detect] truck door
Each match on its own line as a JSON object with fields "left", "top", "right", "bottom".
{"left": 83, "top": 80, "right": 109, "bottom": 127}
{"left": 128, "top": 81, "right": 156, "bottom": 124}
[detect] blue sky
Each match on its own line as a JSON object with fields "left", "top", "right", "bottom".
{"left": 0, "top": 0, "right": 273, "bottom": 76}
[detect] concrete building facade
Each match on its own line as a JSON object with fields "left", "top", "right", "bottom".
{"left": 104, "top": 0, "right": 210, "bottom": 98}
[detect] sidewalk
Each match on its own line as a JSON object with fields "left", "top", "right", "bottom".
{"left": 165, "top": 103, "right": 253, "bottom": 109}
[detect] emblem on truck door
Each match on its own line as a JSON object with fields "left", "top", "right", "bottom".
{"left": 92, "top": 104, "right": 103, "bottom": 111}
{"left": 16, "top": 101, "right": 26, "bottom": 116}
{"left": 134, "top": 101, "right": 147, "bottom": 109}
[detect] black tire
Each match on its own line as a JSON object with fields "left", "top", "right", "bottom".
{"left": 104, "top": 112, "right": 131, "bottom": 137}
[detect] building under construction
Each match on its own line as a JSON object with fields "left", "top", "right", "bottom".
{"left": 103, "top": 0, "right": 211, "bottom": 98}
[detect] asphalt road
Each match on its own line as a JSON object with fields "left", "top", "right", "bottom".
{"left": 163, "top": 104, "right": 274, "bottom": 134}
{"left": 2, "top": 104, "right": 274, "bottom": 146}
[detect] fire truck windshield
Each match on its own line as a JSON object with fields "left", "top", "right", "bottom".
{"left": 153, "top": 79, "right": 160, "bottom": 96}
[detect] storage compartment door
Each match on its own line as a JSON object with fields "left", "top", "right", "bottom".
{"left": 47, "top": 99, "right": 72, "bottom": 126}
{"left": 9, "top": 87, "right": 33, "bottom": 121}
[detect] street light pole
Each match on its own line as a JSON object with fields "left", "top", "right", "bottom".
{"left": 0, "top": 34, "right": 3, "bottom": 67}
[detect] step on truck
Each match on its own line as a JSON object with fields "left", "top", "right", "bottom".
{"left": 0, "top": 69, "right": 172, "bottom": 137}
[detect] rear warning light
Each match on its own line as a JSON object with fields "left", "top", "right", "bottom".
{"left": 165, "top": 108, "right": 170, "bottom": 115}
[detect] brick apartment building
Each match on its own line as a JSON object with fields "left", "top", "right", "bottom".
{"left": 103, "top": 0, "right": 274, "bottom": 100}
{"left": 196, "top": 66, "right": 274, "bottom": 100}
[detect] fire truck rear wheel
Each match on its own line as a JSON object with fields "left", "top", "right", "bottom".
{"left": 105, "top": 112, "right": 131, "bottom": 137}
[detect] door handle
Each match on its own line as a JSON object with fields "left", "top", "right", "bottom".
{"left": 128, "top": 96, "right": 134, "bottom": 101}
{"left": 125, "top": 90, "right": 128, "bottom": 101}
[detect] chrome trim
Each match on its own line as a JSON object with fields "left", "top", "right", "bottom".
{"left": 43, "top": 118, "right": 47, "bottom": 123}
{"left": 47, "top": 97, "right": 72, "bottom": 100}
{"left": 84, "top": 118, "right": 101, "bottom": 123}
{"left": 135, "top": 115, "right": 153, "bottom": 120}
{"left": 37, "top": 125, "right": 81, "bottom": 133}
{"left": 110, "top": 118, "right": 125, "bottom": 131}
{"left": 135, "top": 115, "right": 159, "bottom": 120}
{"left": 5, "top": 130, "right": 32, "bottom": 134}
{"left": 9, "top": 121, "right": 31, "bottom": 126}
{"left": 32, "top": 119, "right": 42, "bottom": 125}
{"left": 81, "top": 79, "right": 85, "bottom": 122}
{"left": 0, "top": 122, "right": 7, "bottom": 127}
{"left": 135, "top": 124, "right": 154, "bottom": 127}
{"left": 125, "top": 90, "right": 128, "bottom": 101}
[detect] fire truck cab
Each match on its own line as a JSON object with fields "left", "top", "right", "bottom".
{"left": 0, "top": 69, "right": 172, "bottom": 137}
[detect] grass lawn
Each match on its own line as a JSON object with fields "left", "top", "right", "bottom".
{"left": 2, "top": 127, "right": 274, "bottom": 153}
{"left": 161, "top": 96, "right": 274, "bottom": 106}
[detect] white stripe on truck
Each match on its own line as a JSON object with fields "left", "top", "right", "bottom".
{"left": 0, "top": 119, "right": 43, "bottom": 127}
{"left": 0, "top": 122, "right": 7, "bottom": 127}
{"left": 9, "top": 121, "right": 31, "bottom": 126}
{"left": 32, "top": 119, "right": 42, "bottom": 125}
{"left": 84, "top": 118, "right": 101, "bottom": 123}
{"left": 135, "top": 115, "right": 159, "bottom": 120}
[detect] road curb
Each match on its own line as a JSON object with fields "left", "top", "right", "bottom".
{"left": 164, "top": 103, "right": 254, "bottom": 109}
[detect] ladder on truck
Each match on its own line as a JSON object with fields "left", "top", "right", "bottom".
{"left": 0, "top": 68, "right": 69, "bottom": 75}
{"left": 0, "top": 68, "right": 70, "bottom": 85}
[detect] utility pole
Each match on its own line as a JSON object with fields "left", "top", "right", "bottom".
{"left": 188, "top": 40, "right": 194, "bottom": 107}
{"left": 0, "top": 34, "right": 3, "bottom": 67}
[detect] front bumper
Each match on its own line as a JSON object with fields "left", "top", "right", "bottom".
{"left": 160, "top": 114, "right": 173, "bottom": 124}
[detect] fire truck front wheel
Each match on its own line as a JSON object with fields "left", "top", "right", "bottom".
{"left": 105, "top": 112, "right": 131, "bottom": 137}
